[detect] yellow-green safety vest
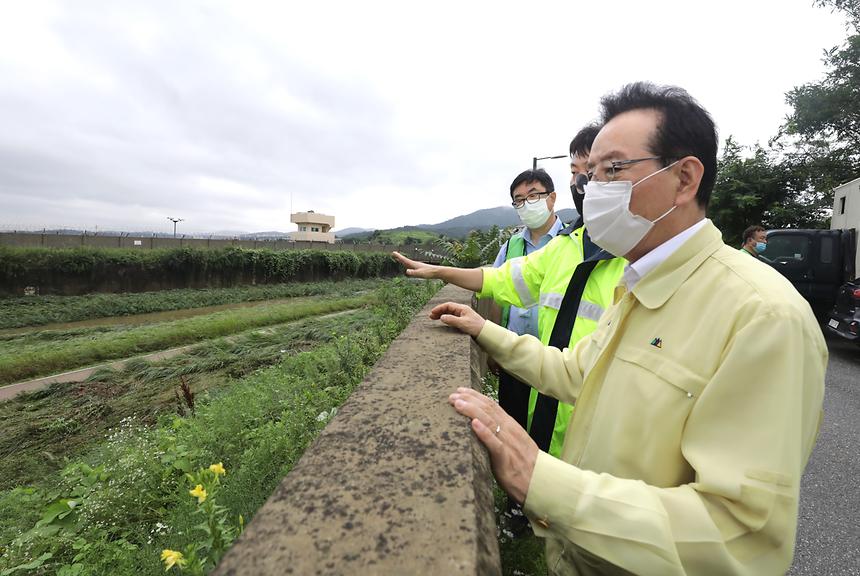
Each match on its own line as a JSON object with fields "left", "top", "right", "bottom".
{"left": 499, "top": 234, "right": 526, "bottom": 329}
{"left": 478, "top": 225, "right": 627, "bottom": 456}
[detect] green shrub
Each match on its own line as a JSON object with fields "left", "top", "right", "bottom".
{"left": 0, "top": 246, "right": 401, "bottom": 296}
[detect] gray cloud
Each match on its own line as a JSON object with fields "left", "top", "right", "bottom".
{"left": 0, "top": 0, "right": 849, "bottom": 232}
{"left": 0, "top": 1, "right": 434, "bottom": 231}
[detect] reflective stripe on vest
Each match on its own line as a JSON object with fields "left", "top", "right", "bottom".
{"left": 509, "top": 258, "right": 537, "bottom": 308}
{"left": 500, "top": 235, "right": 526, "bottom": 328}
{"left": 539, "top": 292, "right": 604, "bottom": 322}
{"left": 576, "top": 301, "right": 605, "bottom": 322}
{"left": 538, "top": 292, "right": 564, "bottom": 310}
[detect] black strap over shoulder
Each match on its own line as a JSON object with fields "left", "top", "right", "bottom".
{"left": 528, "top": 232, "right": 615, "bottom": 452}
{"left": 558, "top": 218, "right": 582, "bottom": 237}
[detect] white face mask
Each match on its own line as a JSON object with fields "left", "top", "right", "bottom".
{"left": 516, "top": 198, "right": 552, "bottom": 229}
{"left": 582, "top": 161, "right": 679, "bottom": 257}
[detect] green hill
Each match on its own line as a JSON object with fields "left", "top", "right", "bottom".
{"left": 340, "top": 229, "right": 440, "bottom": 245}
{"left": 341, "top": 206, "right": 579, "bottom": 242}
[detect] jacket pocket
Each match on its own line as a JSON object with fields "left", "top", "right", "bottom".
{"left": 580, "top": 345, "right": 709, "bottom": 485}
{"left": 614, "top": 346, "right": 707, "bottom": 399}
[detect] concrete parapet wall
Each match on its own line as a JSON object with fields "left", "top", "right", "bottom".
{"left": 214, "top": 284, "right": 501, "bottom": 575}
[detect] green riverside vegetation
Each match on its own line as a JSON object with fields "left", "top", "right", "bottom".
{"left": 0, "top": 278, "right": 441, "bottom": 575}
{"left": 0, "top": 278, "right": 384, "bottom": 330}
{"left": 0, "top": 292, "right": 378, "bottom": 386}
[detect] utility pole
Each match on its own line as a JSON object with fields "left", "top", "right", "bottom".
{"left": 167, "top": 217, "right": 184, "bottom": 238}
{"left": 532, "top": 154, "right": 568, "bottom": 170}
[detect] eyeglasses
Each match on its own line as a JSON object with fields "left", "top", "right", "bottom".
{"left": 511, "top": 191, "right": 551, "bottom": 209}
{"left": 586, "top": 156, "right": 665, "bottom": 183}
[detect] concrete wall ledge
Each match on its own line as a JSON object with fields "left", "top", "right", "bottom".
{"left": 214, "top": 284, "right": 501, "bottom": 575}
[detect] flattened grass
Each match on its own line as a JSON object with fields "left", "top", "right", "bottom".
{"left": 0, "top": 278, "right": 384, "bottom": 330}
{"left": 0, "top": 308, "right": 375, "bottom": 490}
{"left": 0, "top": 294, "right": 375, "bottom": 385}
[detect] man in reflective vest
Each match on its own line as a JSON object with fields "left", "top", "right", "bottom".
{"left": 393, "top": 124, "right": 626, "bottom": 458}
{"left": 491, "top": 168, "right": 565, "bottom": 433}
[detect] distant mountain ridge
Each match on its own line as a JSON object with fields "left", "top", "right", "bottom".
{"left": 17, "top": 208, "right": 579, "bottom": 242}
{"left": 334, "top": 227, "right": 375, "bottom": 237}
{"left": 342, "top": 206, "right": 579, "bottom": 239}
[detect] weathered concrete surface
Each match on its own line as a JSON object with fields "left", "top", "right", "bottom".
{"left": 214, "top": 284, "right": 501, "bottom": 575}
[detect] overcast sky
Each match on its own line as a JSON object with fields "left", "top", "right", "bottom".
{"left": 0, "top": 0, "right": 848, "bottom": 234}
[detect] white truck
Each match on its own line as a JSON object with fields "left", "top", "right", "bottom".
{"left": 823, "top": 177, "right": 860, "bottom": 343}
{"left": 830, "top": 176, "right": 860, "bottom": 277}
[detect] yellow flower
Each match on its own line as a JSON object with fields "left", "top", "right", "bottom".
{"left": 209, "top": 462, "right": 226, "bottom": 476}
{"left": 161, "top": 549, "right": 186, "bottom": 571}
{"left": 189, "top": 484, "right": 207, "bottom": 504}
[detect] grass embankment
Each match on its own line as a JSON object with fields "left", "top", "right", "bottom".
{"left": 0, "top": 278, "right": 383, "bottom": 330}
{"left": 0, "top": 278, "right": 440, "bottom": 575}
{"left": 0, "top": 293, "right": 377, "bottom": 385}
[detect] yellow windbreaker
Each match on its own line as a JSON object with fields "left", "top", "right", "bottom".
{"left": 477, "top": 221, "right": 827, "bottom": 575}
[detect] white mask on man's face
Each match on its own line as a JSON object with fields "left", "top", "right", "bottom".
{"left": 582, "top": 161, "right": 678, "bottom": 257}
{"left": 516, "top": 198, "right": 552, "bottom": 229}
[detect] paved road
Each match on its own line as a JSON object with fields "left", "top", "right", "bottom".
{"left": 789, "top": 333, "right": 860, "bottom": 576}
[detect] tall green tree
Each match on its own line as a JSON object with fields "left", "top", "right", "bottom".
{"left": 778, "top": 0, "right": 860, "bottom": 211}
{"left": 718, "top": 0, "right": 860, "bottom": 237}
{"left": 783, "top": 35, "right": 860, "bottom": 157}
{"left": 813, "top": 0, "right": 859, "bottom": 31}
{"left": 711, "top": 138, "right": 790, "bottom": 244}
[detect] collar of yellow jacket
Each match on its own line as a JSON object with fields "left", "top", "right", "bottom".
{"left": 630, "top": 219, "right": 724, "bottom": 310}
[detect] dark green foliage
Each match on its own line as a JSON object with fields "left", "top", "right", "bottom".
{"left": 427, "top": 225, "right": 515, "bottom": 267}
{"left": 780, "top": 30, "right": 860, "bottom": 205}
{"left": 0, "top": 246, "right": 399, "bottom": 296}
{"left": 709, "top": 138, "right": 833, "bottom": 244}
{"left": 785, "top": 34, "right": 860, "bottom": 149}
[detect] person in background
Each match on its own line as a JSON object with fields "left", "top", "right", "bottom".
{"left": 741, "top": 224, "right": 769, "bottom": 260}
{"left": 489, "top": 167, "right": 564, "bottom": 434}
{"left": 482, "top": 168, "right": 564, "bottom": 533}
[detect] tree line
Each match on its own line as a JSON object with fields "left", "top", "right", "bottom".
{"left": 710, "top": 0, "right": 860, "bottom": 244}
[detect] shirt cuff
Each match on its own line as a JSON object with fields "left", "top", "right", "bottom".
{"left": 476, "top": 267, "right": 493, "bottom": 299}
{"left": 523, "top": 450, "right": 584, "bottom": 537}
{"left": 475, "top": 319, "right": 517, "bottom": 357}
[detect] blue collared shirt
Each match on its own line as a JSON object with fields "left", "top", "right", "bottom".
{"left": 491, "top": 215, "right": 565, "bottom": 338}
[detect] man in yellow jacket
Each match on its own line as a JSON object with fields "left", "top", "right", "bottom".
{"left": 433, "top": 82, "right": 827, "bottom": 575}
